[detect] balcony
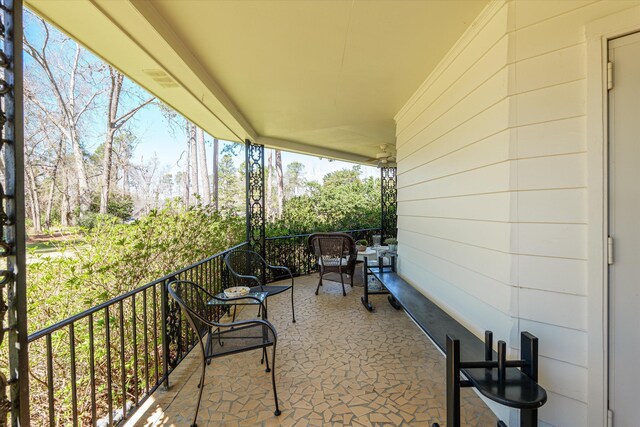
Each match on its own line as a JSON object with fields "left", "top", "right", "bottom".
{"left": 128, "top": 275, "right": 496, "bottom": 427}
{"left": 27, "top": 230, "right": 499, "bottom": 427}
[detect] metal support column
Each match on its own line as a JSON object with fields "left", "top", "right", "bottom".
{"left": 381, "top": 166, "right": 397, "bottom": 242}
{"left": 245, "top": 140, "right": 266, "bottom": 283}
{"left": 0, "top": 1, "right": 28, "bottom": 425}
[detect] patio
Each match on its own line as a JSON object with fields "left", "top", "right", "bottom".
{"left": 131, "top": 274, "right": 496, "bottom": 427}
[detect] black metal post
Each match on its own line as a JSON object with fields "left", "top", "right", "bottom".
{"left": 380, "top": 167, "right": 397, "bottom": 242}
{"left": 1, "top": 1, "right": 28, "bottom": 424}
{"left": 161, "top": 280, "right": 170, "bottom": 389}
{"left": 446, "top": 335, "right": 461, "bottom": 427}
{"left": 520, "top": 332, "right": 539, "bottom": 427}
{"left": 484, "top": 331, "right": 493, "bottom": 361}
{"left": 245, "top": 140, "right": 266, "bottom": 284}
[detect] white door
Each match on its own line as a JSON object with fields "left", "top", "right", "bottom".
{"left": 609, "top": 31, "right": 640, "bottom": 426}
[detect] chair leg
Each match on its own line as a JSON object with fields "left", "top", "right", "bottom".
{"left": 192, "top": 356, "right": 206, "bottom": 427}
{"left": 264, "top": 346, "right": 271, "bottom": 372}
{"left": 350, "top": 272, "right": 354, "bottom": 287}
{"left": 271, "top": 343, "right": 281, "bottom": 416}
{"left": 340, "top": 271, "right": 346, "bottom": 296}
{"left": 315, "top": 271, "right": 323, "bottom": 295}
{"left": 291, "top": 284, "right": 296, "bottom": 323}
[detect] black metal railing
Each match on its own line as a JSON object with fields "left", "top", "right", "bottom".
{"left": 265, "top": 228, "right": 380, "bottom": 278}
{"left": 26, "top": 227, "right": 378, "bottom": 426}
{"left": 27, "top": 242, "right": 246, "bottom": 427}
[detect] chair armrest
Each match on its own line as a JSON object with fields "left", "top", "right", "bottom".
{"left": 268, "top": 265, "right": 293, "bottom": 278}
{"left": 212, "top": 317, "right": 278, "bottom": 338}
{"left": 227, "top": 273, "right": 261, "bottom": 287}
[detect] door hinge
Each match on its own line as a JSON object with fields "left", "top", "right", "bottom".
{"left": 608, "top": 408, "right": 614, "bottom": 427}
{"left": 608, "top": 236, "right": 614, "bottom": 265}
{"left": 608, "top": 61, "right": 614, "bottom": 90}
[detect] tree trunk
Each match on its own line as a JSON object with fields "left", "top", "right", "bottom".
{"left": 100, "top": 69, "right": 123, "bottom": 214}
{"left": 212, "top": 138, "right": 219, "bottom": 210}
{"left": 69, "top": 125, "right": 90, "bottom": 217}
{"left": 266, "top": 150, "right": 273, "bottom": 220}
{"left": 44, "top": 180, "right": 55, "bottom": 230}
{"left": 45, "top": 138, "right": 64, "bottom": 229}
{"left": 196, "top": 127, "right": 211, "bottom": 204}
{"left": 25, "top": 165, "right": 42, "bottom": 232}
{"left": 60, "top": 167, "right": 70, "bottom": 227}
{"left": 189, "top": 123, "right": 199, "bottom": 205}
{"left": 275, "top": 150, "right": 284, "bottom": 218}
{"left": 100, "top": 67, "right": 154, "bottom": 214}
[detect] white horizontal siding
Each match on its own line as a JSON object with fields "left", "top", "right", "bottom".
{"left": 397, "top": 253, "right": 513, "bottom": 341}
{"left": 518, "top": 288, "right": 587, "bottom": 331}
{"left": 516, "top": 116, "right": 586, "bottom": 158}
{"left": 399, "top": 229, "right": 513, "bottom": 285}
{"left": 395, "top": 1, "right": 640, "bottom": 425}
{"left": 517, "top": 255, "right": 587, "bottom": 296}
{"left": 398, "top": 130, "right": 512, "bottom": 188}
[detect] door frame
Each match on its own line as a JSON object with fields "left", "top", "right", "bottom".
{"left": 586, "top": 7, "right": 640, "bottom": 427}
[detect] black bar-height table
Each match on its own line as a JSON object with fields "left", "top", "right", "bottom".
{"left": 360, "top": 249, "right": 401, "bottom": 312}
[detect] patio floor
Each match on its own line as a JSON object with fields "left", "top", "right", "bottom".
{"left": 131, "top": 274, "right": 497, "bottom": 427}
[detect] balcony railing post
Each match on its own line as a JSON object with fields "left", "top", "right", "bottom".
{"left": 161, "top": 279, "right": 170, "bottom": 390}
{"left": 0, "top": 1, "right": 29, "bottom": 425}
{"left": 381, "top": 167, "right": 397, "bottom": 242}
{"left": 245, "top": 140, "right": 266, "bottom": 284}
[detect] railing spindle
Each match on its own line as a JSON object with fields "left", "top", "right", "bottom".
{"left": 89, "top": 314, "right": 97, "bottom": 426}
{"left": 143, "top": 289, "right": 149, "bottom": 394}
{"left": 153, "top": 284, "right": 159, "bottom": 385}
{"left": 132, "top": 294, "right": 139, "bottom": 405}
{"left": 119, "top": 300, "right": 126, "bottom": 420}
{"left": 46, "top": 334, "right": 54, "bottom": 427}
{"left": 105, "top": 306, "right": 113, "bottom": 426}
{"left": 69, "top": 323, "right": 78, "bottom": 427}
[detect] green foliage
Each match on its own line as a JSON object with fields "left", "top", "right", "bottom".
{"left": 384, "top": 237, "right": 397, "bottom": 245}
{"left": 77, "top": 212, "right": 115, "bottom": 229}
{"left": 88, "top": 193, "right": 135, "bottom": 220}
{"left": 267, "top": 166, "right": 381, "bottom": 236}
{"left": 28, "top": 202, "right": 244, "bottom": 331}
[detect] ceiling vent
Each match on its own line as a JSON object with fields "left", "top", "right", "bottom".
{"left": 142, "top": 69, "right": 179, "bottom": 88}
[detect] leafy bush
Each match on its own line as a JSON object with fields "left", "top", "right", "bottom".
{"left": 28, "top": 202, "right": 244, "bottom": 331}
{"left": 267, "top": 166, "right": 381, "bottom": 236}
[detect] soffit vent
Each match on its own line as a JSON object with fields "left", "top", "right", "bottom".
{"left": 142, "top": 69, "right": 179, "bottom": 88}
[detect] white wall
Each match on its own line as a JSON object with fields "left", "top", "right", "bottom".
{"left": 394, "top": 1, "right": 640, "bottom": 426}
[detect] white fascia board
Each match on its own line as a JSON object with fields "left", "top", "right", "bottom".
{"left": 256, "top": 136, "right": 372, "bottom": 165}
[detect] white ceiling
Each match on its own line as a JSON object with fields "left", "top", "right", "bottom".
{"left": 26, "top": 0, "right": 488, "bottom": 162}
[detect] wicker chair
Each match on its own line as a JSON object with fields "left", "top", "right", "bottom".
{"left": 224, "top": 250, "right": 295, "bottom": 322}
{"left": 308, "top": 232, "right": 357, "bottom": 296}
{"left": 167, "top": 280, "right": 281, "bottom": 426}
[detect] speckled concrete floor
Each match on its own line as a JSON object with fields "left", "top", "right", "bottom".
{"left": 132, "top": 274, "right": 496, "bottom": 427}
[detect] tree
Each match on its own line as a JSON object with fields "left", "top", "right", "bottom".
{"left": 275, "top": 150, "right": 284, "bottom": 218}
{"left": 196, "top": 127, "right": 211, "bottom": 204}
{"left": 285, "top": 161, "right": 306, "bottom": 199}
{"left": 269, "top": 166, "right": 381, "bottom": 235}
{"left": 218, "top": 154, "right": 242, "bottom": 214}
{"left": 99, "top": 66, "right": 154, "bottom": 214}
{"left": 212, "top": 138, "right": 219, "bottom": 210}
{"left": 24, "top": 18, "right": 100, "bottom": 218}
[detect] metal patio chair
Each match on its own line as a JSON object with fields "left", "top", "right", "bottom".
{"left": 224, "top": 249, "right": 296, "bottom": 322}
{"left": 308, "top": 232, "right": 357, "bottom": 296}
{"left": 167, "top": 280, "right": 281, "bottom": 427}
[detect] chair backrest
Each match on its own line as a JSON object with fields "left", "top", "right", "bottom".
{"left": 224, "top": 249, "right": 265, "bottom": 286}
{"left": 308, "top": 232, "right": 356, "bottom": 261}
{"left": 167, "top": 280, "right": 217, "bottom": 340}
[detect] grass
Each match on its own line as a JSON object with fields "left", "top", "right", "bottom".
{"left": 26, "top": 228, "right": 84, "bottom": 255}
